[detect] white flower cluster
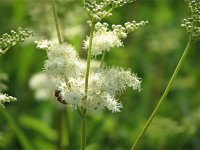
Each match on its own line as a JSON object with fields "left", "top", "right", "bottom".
{"left": 36, "top": 40, "right": 141, "bottom": 113}
{"left": 43, "top": 43, "right": 85, "bottom": 80}
{"left": 35, "top": 39, "right": 53, "bottom": 50}
{"left": 0, "top": 93, "right": 17, "bottom": 108}
{"left": 181, "top": 0, "right": 200, "bottom": 40}
{"left": 84, "top": 0, "right": 135, "bottom": 21}
{"left": 0, "top": 72, "right": 16, "bottom": 108}
{"left": 84, "top": 21, "right": 148, "bottom": 56}
{"left": 56, "top": 67, "right": 141, "bottom": 113}
{"left": 84, "top": 22, "right": 123, "bottom": 56}
{"left": 0, "top": 28, "right": 33, "bottom": 55}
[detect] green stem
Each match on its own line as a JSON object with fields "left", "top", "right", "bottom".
{"left": 131, "top": 36, "right": 192, "bottom": 150}
{"left": 84, "top": 21, "right": 95, "bottom": 94}
{"left": 100, "top": 51, "right": 106, "bottom": 68}
{"left": 56, "top": 110, "right": 62, "bottom": 150}
{"left": 50, "top": 0, "right": 63, "bottom": 44}
{"left": 81, "top": 112, "right": 86, "bottom": 150}
{"left": 102, "top": 6, "right": 114, "bottom": 19}
{"left": 81, "top": 20, "right": 95, "bottom": 150}
{"left": 49, "top": 1, "right": 65, "bottom": 150}
{"left": 0, "top": 47, "right": 9, "bottom": 56}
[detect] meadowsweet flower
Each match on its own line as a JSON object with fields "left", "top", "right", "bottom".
{"left": 45, "top": 43, "right": 85, "bottom": 79}
{"left": 66, "top": 91, "right": 82, "bottom": 108}
{"left": 84, "top": 30, "right": 122, "bottom": 56}
{"left": 37, "top": 31, "right": 142, "bottom": 113}
{"left": 99, "top": 67, "right": 141, "bottom": 95}
{"left": 35, "top": 40, "right": 85, "bottom": 80}
{"left": 104, "top": 94, "right": 122, "bottom": 113}
{"left": 84, "top": 22, "right": 123, "bottom": 56}
{"left": 54, "top": 66, "right": 141, "bottom": 114}
{"left": 84, "top": 21, "right": 148, "bottom": 56}
{"left": 0, "top": 93, "right": 16, "bottom": 108}
{"left": 84, "top": 0, "right": 135, "bottom": 21}
{"left": 181, "top": 0, "right": 200, "bottom": 40}
{"left": 0, "top": 27, "right": 33, "bottom": 54}
{"left": 35, "top": 39, "right": 53, "bottom": 50}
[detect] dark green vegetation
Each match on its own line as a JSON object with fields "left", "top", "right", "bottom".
{"left": 0, "top": 0, "right": 199, "bottom": 150}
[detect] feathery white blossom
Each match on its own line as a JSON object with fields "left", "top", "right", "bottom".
{"left": 99, "top": 67, "right": 141, "bottom": 94}
{"left": 84, "top": 21, "right": 148, "bottom": 56}
{"left": 104, "top": 94, "right": 122, "bottom": 113}
{"left": 0, "top": 93, "right": 16, "bottom": 108}
{"left": 35, "top": 39, "right": 53, "bottom": 50}
{"left": 35, "top": 40, "right": 85, "bottom": 80}
{"left": 84, "top": 22, "right": 123, "bottom": 56}
{"left": 54, "top": 67, "right": 141, "bottom": 114}
{"left": 36, "top": 39, "right": 141, "bottom": 113}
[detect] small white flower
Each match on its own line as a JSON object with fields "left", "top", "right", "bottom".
{"left": 100, "top": 67, "right": 141, "bottom": 95}
{"left": 84, "top": 22, "right": 123, "bottom": 56}
{"left": 104, "top": 94, "right": 122, "bottom": 113}
{"left": 85, "top": 92, "right": 105, "bottom": 114}
{"left": 0, "top": 93, "right": 16, "bottom": 108}
{"left": 35, "top": 39, "right": 53, "bottom": 50}
{"left": 44, "top": 43, "right": 85, "bottom": 79}
{"left": 66, "top": 91, "right": 81, "bottom": 108}
{"left": 88, "top": 73, "right": 102, "bottom": 95}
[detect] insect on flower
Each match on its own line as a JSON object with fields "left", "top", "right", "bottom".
{"left": 54, "top": 89, "right": 66, "bottom": 104}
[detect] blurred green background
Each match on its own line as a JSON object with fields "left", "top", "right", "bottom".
{"left": 0, "top": 0, "right": 199, "bottom": 150}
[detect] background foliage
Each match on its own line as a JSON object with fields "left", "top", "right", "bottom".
{"left": 0, "top": 0, "right": 199, "bottom": 150}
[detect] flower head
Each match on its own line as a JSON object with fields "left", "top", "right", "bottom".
{"left": 0, "top": 93, "right": 16, "bottom": 108}
{"left": 84, "top": 22, "right": 122, "bottom": 56}
{"left": 54, "top": 67, "right": 141, "bottom": 114}
{"left": 181, "top": 0, "right": 200, "bottom": 40}
{"left": 37, "top": 32, "right": 142, "bottom": 114}
{"left": 84, "top": 0, "right": 135, "bottom": 21}
{"left": 36, "top": 40, "right": 85, "bottom": 80}
{"left": 35, "top": 39, "right": 53, "bottom": 50}
{"left": 0, "top": 27, "right": 33, "bottom": 54}
{"left": 84, "top": 21, "right": 148, "bottom": 56}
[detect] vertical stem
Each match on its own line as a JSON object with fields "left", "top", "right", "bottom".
{"left": 50, "top": 0, "right": 63, "bottom": 44}
{"left": 85, "top": 22, "right": 95, "bottom": 94}
{"left": 81, "top": 20, "right": 95, "bottom": 150}
{"left": 56, "top": 110, "right": 62, "bottom": 150}
{"left": 81, "top": 112, "right": 86, "bottom": 150}
{"left": 131, "top": 36, "right": 192, "bottom": 150}
{"left": 49, "top": 1, "right": 64, "bottom": 150}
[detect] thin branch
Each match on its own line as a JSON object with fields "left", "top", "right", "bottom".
{"left": 131, "top": 35, "right": 192, "bottom": 150}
